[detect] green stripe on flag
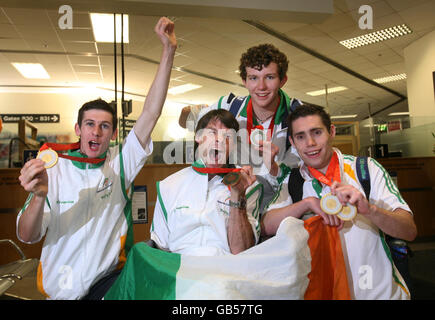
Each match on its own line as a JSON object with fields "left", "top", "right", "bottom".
{"left": 105, "top": 242, "right": 181, "bottom": 300}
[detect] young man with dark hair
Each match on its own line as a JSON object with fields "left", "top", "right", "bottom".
{"left": 77, "top": 99, "right": 117, "bottom": 132}
{"left": 16, "top": 17, "right": 177, "bottom": 300}
{"left": 262, "top": 104, "right": 417, "bottom": 299}
{"left": 151, "top": 109, "right": 262, "bottom": 256}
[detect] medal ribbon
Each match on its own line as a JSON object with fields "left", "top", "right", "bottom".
{"left": 307, "top": 152, "right": 340, "bottom": 186}
{"left": 246, "top": 97, "right": 279, "bottom": 143}
{"left": 40, "top": 142, "right": 106, "bottom": 164}
{"left": 192, "top": 165, "right": 241, "bottom": 191}
{"left": 192, "top": 167, "right": 241, "bottom": 175}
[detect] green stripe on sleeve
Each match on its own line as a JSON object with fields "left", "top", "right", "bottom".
{"left": 371, "top": 158, "right": 405, "bottom": 204}
{"left": 20, "top": 193, "right": 50, "bottom": 212}
{"left": 118, "top": 143, "right": 134, "bottom": 255}
{"left": 119, "top": 143, "right": 129, "bottom": 202}
{"left": 379, "top": 230, "right": 408, "bottom": 294}
{"left": 246, "top": 184, "right": 263, "bottom": 238}
{"left": 217, "top": 96, "right": 224, "bottom": 109}
{"left": 156, "top": 181, "right": 168, "bottom": 222}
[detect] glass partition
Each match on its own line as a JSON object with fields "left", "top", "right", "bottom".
{"left": 359, "top": 116, "right": 435, "bottom": 159}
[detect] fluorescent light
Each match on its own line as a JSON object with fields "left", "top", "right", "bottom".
{"left": 374, "top": 73, "right": 406, "bottom": 83}
{"left": 168, "top": 83, "right": 202, "bottom": 95}
{"left": 331, "top": 114, "right": 358, "bottom": 119}
{"left": 340, "top": 24, "right": 412, "bottom": 49}
{"left": 12, "top": 63, "right": 50, "bottom": 79}
{"left": 90, "top": 13, "right": 129, "bottom": 43}
{"left": 306, "top": 86, "right": 347, "bottom": 96}
{"left": 388, "top": 112, "right": 409, "bottom": 116}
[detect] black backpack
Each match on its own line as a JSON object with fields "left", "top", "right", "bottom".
{"left": 287, "top": 156, "right": 413, "bottom": 295}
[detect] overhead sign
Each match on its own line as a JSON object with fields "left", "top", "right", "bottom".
{"left": 0, "top": 114, "right": 60, "bottom": 123}
{"left": 119, "top": 118, "right": 136, "bottom": 128}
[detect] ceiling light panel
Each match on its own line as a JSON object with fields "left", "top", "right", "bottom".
{"left": 373, "top": 73, "right": 407, "bottom": 83}
{"left": 339, "top": 24, "right": 412, "bottom": 49}
{"left": 168, "top": 83, "right": 202, "bottom": 95}
{"left": 11, "top": 63, "right": 50, "bottom": 79}
{"left": 90, "top": 13, "right": 129, "bottom": 43}
{"left": 388, "top": 112, "right": 409, "bottom": 116}
{"left": 306, "top": 86, "right": 348, "bottom": 96}
{"left": 331, "top": 114, "right": 358, "bottom": 119}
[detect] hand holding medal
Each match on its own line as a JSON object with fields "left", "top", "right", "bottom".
{"left": 320, "top": 192, "right": 357, "bottom": 221}
{"left": 37, "top": 148, "right": 58, "bottom": 169}
{"left": 308, "top": 152, "right": 358, "bottom": 222}
{"left": 225, "top": 165, "right": 256, "bottom": 195}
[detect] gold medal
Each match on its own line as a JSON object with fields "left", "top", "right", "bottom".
{"left": 37, "top": 148, "right": 58, "bottom": 169}
{"left": 337, "top": 203, "right": 357, "bottom": 221}
{"left": 222, "top": 171, "right": 241, "bottom": 187}
{"left": 320, "top": 193, "right": 342, "bottom": 215}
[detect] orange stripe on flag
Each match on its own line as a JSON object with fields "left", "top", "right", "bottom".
{"left": 303, "top": 216, "right": 351, "bottom": 300}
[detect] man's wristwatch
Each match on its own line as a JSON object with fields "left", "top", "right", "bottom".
{"left": 229, "top": 198, "right": 247, "bottom": 210}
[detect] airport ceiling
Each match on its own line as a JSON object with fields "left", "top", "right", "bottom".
{"left": 0, "top": 0, "right": 434, "bottom": 121}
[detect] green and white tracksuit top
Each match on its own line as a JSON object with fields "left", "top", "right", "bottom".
{"left": 16, "top": 129, "right": 152, "bottom": 299}
{"left": 267, "top": 148, "right": 412, "bottom": 300}
{"left": 151, "top": 160, "right": 263, "bottom": 256}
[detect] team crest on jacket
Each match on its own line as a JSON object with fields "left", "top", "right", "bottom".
{"left": 97, "top": 177, "right": 113, "bottom": 199}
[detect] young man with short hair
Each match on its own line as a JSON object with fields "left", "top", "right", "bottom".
{"left": 262, "top": 104, "right": 417, "bottom": 299}
{"left": 16, "top": 17, "right": 177, "bottom": 299}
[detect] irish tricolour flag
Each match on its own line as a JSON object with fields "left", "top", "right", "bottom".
{"left": 104, "top": 216, "right": 350, "bottom": 300}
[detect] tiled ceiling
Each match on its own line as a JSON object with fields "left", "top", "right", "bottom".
{"left": 0, "top": 0, "right": 434, "bottom": 120}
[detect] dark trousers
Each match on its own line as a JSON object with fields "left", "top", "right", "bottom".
{"left": 81, "top": 269, "right": 122, "bottom": 300}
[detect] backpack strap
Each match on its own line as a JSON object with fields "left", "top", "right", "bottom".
{"left": 287, "top": 167, "right": 305, "bottom": 203}
{"left": 226, "top": 92, "right": 235, "bottom": 104}
{"left": 289, "top": 157, "right": 371, "bottom": 204}
{"left": 356, "top": 156, "right": 371, "bottom": 199}
{"left": 228, "top": 95, "right": 246, "bottom": 118}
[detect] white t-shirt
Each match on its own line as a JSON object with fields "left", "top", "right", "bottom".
{"left": 266, "top": 148, "right": 412, "bottom": 300}
{"left": 151, "top": 161, "right": 263, "bottom": 256}
{"left": 17, "top": 129, "right": 152, "bottom": 299}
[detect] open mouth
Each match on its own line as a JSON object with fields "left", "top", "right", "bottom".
{"left": 209, "top": 148, "right": 225, "bottom": 164}
{"left": 89, "top": 140, "right": 101, "bottom": 152}
{"left": 305, "top": 150, "right": 320, "bottom": 158}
